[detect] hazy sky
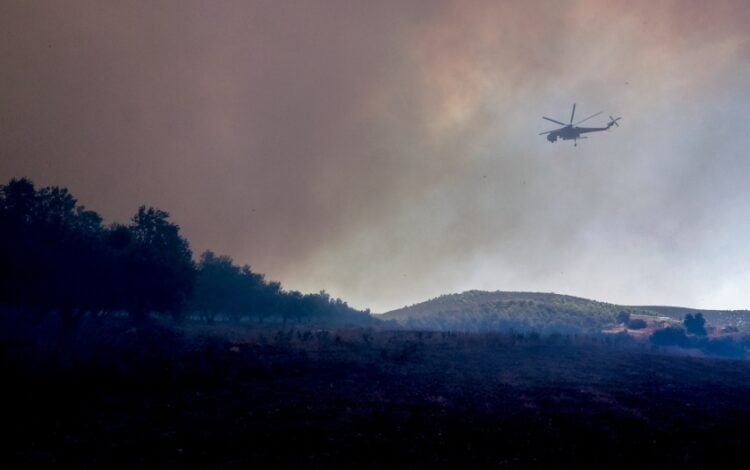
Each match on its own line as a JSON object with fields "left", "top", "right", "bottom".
{"left": 3, "top": 1, "right": 750, "bottom": 312}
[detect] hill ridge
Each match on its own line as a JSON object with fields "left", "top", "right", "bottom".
{"left": 382, "top": 290, "right": 750, "bottom": 333}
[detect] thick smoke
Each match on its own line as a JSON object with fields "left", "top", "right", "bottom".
{"left": 2, "top": 1, "right": 750, "bottom": 312}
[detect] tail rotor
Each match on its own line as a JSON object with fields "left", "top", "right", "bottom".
{"left": 608, "top": 116, "right": 621, "bottom": 128}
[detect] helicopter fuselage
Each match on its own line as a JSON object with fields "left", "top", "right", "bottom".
{"left": 546, "top": 124, "right": 611, "bottom": 142}
{"left": 547, "top": 126, "right": 578, "bottom": 142}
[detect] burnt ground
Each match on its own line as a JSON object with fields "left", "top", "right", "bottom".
{"left": 4, "top": 326, "right": 750, "bottom": 468}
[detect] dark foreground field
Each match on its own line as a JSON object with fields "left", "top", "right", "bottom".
{"left": 4, "top": 321, "right": 750, "bottom": 468}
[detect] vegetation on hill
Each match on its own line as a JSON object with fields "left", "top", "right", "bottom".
{"left": 384, "top": 291, "right": 750, "bottom": 337}
{"left": 637, "top": 305, "right": 750, "bottom": 330}
{"left": 382, "top": 290, "right": 658, "bottom": 334}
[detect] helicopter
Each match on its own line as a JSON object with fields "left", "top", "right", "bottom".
{"left": 539, "top": 104, "right": 621, "bottom": 146}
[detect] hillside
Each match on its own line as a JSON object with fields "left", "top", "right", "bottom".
{"left": 636, "top": 305, "right": 750, "bottom": 330}
{"left": 381, "top": 290, "right": 658, "bottom": 334}
{"left": 383, "top": 291, "right": 750, "bottom": 334}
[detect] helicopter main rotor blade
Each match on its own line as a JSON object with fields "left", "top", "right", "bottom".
{"left": 569, "top": 103, "right": 576, "bottom": 124}
{"left": 538, "top": 130, "right": 553, "bottom": 135}
{"left": 574, "top": 111, "right": 602, "bottom": 126}
{"left": 542, "top": 116, "right": 567, "bottom": 126}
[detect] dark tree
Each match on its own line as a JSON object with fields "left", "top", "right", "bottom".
{"left": 650, "top": 327, "right": 689, "bottom": 347}
{"left": 0, "top": 178, "right": 107, "bottom": 332}
{"left": 684, "top": 313, "right": 707, "bottom": 336}
{"left": 120, "top": 207, "right": 195, "bottom": 322}
{"left": 191, "top": 251, "right": 243, "bottom": 323}
{"left": 189, "top": 250, "right": 281, "bottom": 324}
{"left": 626, "top": 318, "right": 647, "bottom": 330}
{"left": 240, "top": 266, "right": 274, "bottom": 323}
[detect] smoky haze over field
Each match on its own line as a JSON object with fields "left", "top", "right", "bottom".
{"left": 2, "top": 1, "right": 750, "bottom": 312}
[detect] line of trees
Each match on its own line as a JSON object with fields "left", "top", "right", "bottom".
{"left": 0, "top": 178, "right": 372, "bottom": 331}
{"left": 190, "top": 250, "right": 371, "bottom": 325}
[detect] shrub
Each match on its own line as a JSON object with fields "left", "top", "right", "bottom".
{"left": 626, "top": 318, "right": 647, "bottom": 330}
{"left": 684, "top": 313, "right": 707, "bottom": 336}
{"left": 650, "top": 327, "right": 688, "bottom": 347}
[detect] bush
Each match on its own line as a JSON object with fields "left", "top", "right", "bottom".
{"left": 702, "top": 337, "right": 745, "bottom": 358}
{"left": 650, "top": 327, "right": 688, "bottom": 347}
{"left": 684, "top": 313, "right": 707, "bottom": 336}
{"left": 626, "top": 318, "right": 647, "bottom": 330}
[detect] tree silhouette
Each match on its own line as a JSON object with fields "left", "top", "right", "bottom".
{"left": 120, "top": 207, "right": 195, "bottom": 322}
{"left": 192, "top": 251, "right": 243, "bottom": 324}
{"left": 684, "top": 313, "right": 707, "bottom": 336}
{"left": 0, "top": 178, "right": 107, "bottom": 331}
{"left": 650, "top": 326, "right": 689, "bottom": 347}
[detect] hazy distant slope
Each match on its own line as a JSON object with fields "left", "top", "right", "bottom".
{"left": 381, "top": 290, "right": 655, "bottom": 334}
{"left": 636, "top": 305, "right": 750, "bottom": 330}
